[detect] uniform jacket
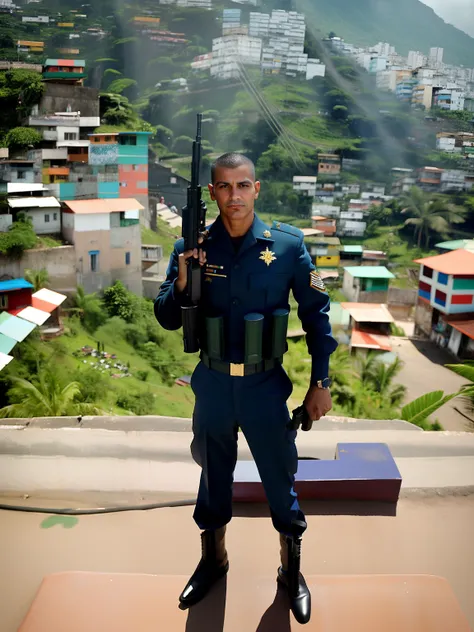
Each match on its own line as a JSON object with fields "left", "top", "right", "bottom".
{"left": 154, "top": 213, "right": 338, "bottom": 382}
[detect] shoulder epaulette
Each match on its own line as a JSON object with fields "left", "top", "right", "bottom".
{"left": 271, "top": 220, "right": 303, "bottom": 240}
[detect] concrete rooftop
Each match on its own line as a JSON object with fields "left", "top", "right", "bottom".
{"left": 1, "top": 415, "right": 474, "bottom": 630}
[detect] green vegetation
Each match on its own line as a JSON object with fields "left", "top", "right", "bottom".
{"left": 4, "top": 126, "right": 42, "bottom": 152}
{"left": 0, "top": 282, "right": 198, "bottom": 418}
{"left": 0, "top": 214, "right": 36, "bottom": 258}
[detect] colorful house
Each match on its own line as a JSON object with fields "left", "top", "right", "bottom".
{"left": 413, "top": 249, "right": 474, "bottom": 358}
{"left": 62, "top": 198, "right": 144, "bottom": 296}
{"left": 340, "top": 245, "right": 364, "bottom": 263}
{"left": 341, "top": 302, "right": 395, "bottom": 354}
{"left": 0, "top": 281, "right": 67, "bottom": 371}
{"left": 305, "top": 236, "right": 341, "bottom": 268}
{"left": 43, "top": 59, "right": 86, "bottom": 85}
{"left": 317, "top": 153, "right": 341, "bottom": 178}
{"left": 311, "top": 215, "right": 337, "bottom": 236}
{"left": 88, "top": 132, "right": 150, "bottom": 213}
{"left": 342, "top": 266, "right": 395, "bottom": 303}
{"left": 435, "top": 239, "right": 474, "bottom": 253}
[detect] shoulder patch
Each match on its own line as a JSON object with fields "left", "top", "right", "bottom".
{"left": 271, "top": 221, "right": 303, "bottom": 240}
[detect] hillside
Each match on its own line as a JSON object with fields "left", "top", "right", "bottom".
{"left": 297, "top": 0, "right": 474, "bottom": 66}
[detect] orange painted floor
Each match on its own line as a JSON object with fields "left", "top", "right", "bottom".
{"left": 2, "top": 495, "right": 474, "bottom": 631}
{"left": 18, "top": 572, "right": 471, "bottom": 632}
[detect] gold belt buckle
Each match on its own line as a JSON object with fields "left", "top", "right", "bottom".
{"left": 230, "top": 363, "right": 245, "bottom": 377}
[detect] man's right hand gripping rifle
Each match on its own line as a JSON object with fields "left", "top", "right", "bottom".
{"left": 179, "top": 113, "right": 208, "bottom": 354}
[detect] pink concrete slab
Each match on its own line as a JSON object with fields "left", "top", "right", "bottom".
{"left": 18, "top": 572, "right": 470, "bottom": 632}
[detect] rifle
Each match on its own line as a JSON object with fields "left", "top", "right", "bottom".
{"left": 181, "top": 113, "right": 207, "bottom": 353}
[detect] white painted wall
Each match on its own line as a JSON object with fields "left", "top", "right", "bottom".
{"left": 24, "top": 208, "right": 60, "bottom": 235}
{"left": 74, "top": 213, "right": 110, "bottom": 232}
{"left": 56, "top": 126, "right": 80, "bottom": 142}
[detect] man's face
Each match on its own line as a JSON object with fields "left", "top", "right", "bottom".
{"left": 208, "top": 164, "right": 260, "bottom": 222}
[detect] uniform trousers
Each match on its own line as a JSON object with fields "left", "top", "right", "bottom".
{"left": 190, "top": 360, "right": 307, "bottom": 537}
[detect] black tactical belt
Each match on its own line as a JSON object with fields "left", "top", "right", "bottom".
{"left": 201, "top": 352, "right": 280, "bottom": 377}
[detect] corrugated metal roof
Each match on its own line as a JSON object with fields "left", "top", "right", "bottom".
{"left": 32, "top": 288, "right": 66, "bottom": 308}
{"left": 0, "top": 333, "right": 16, "bottom": 354}
{"left": 15, "top": 306, "right": 51, "bottom": 326}
{"left": 45, "top": 58, "right": 85, "bottom": 66}
{"left": 448, "top": 320, "right": 474, "bottom": 340}
{"left": 351, "top": 330, "right": 392, "bottom": 352}
{"left": 435, "top": 239, "right": 474, "bottom": 252}
{"left": 341, "top": 303, "right": 394, "bottom": 323}
{"left": 0, "top": 312, "right": 36, "bottom": 342}
{"left": 8, "top": 196, "right": 60, "bottom": 209}
{"left": 301, "top": 228, "right": 324, "bottom": 237}
{"left": 64, "top": 198, "right": 144, "bottom": 214}
{"left": 344, "top": 266, "right": 395, "bottom": 279}
{"left": 342, "top": 245, "right": 364, "bottom": 253}
{"left": 414, "top": 249, "right": 474, "bottom": 275}
{"left": 0, "top": 279, "right": 33, "bottom": 293}
{"left": 0, "top": 351, "right": 13, "bottom": 371}
{"left": 7, "top": 183, "right": 48, "bottom": 194}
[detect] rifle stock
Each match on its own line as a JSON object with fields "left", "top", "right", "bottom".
{"left": 181, "top": 113, "right": 206, "bottom": 353}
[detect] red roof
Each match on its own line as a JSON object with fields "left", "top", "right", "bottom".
{"left": 351, "top": 330, "right": 392, "bottom": 352}
{"left": 447, "top": 320, "right": 474, "bottom": 340}
{"left": 414, "top": 249, "right": 474, "bottom": 275}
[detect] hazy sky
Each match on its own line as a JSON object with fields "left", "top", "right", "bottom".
{"left": 420, "top": 0, "right": 474, "bottom": 37}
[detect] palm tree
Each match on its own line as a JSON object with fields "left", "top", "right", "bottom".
{"left": 24, "top": 268, "right": 49, "bottom": 292}
{"left": 401, "top": 187, "right": 466, "bottom": 249}
{"left": 0, "top": 369, "right": 102, "bottom": 419}
{"left": 69, "top": 286, "right": 106, "bottom": 332}
{"left": 368, "top": 357, "right": 407, "bottom": 406}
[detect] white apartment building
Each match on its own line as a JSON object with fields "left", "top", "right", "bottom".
{"left": 249, "top": 12, "right": 270, "bottom": 38}
{"left": 177, "top": 0, "right": 212, "bottom": 7}
{"left": 373, "top": 42, "right": 395, "bottom": 57}
{"left": 429, "top": 47, "right": 444, "bottom": 67}
{"left": 22, "top": 15, "right": 49, "bottom": 23}
{"left": 312, "top": 203, "right": 340, "bottom": 218}
{"left": 211, "top": 35, "right": 262, "bottom": 80}
{"left": 433, "top": 87, "right": 465, "bottom": 111}
{"left": 223, "top": 8, "right": 241, "bottom": 34}
{"left": 408, "top": 50, "right": 426, "bottom": 69}
{"left": 293, "top": 176, "right": 317, "bottom": 196}
{"left": 338, "top": 219, "right": 367, "bottom": 237}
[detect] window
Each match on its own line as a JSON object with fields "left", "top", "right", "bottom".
{"left": 53, "top": 213, "right": 57, "bottom": 221}
{"left": 65, "top": 132, "right": 77, "bottom": 141}
{"left": 89, "top": 252, "right": 99, "bottom": 272}
{"left": 120, "top": 135, "right": 137, "bottom": 146}
{"left": 170, "top": 176, "right": 177, "bottom": 184}
{"left": 422, "top": 265, "right": 433, "bottom": 279}
{"left": 0, "top": 295, "right": 8, "bottom": 309}
{"left": 45, "top": 214, "right": 50, "bottom": 223}
{"left": 125, "top": 252, "right": 131, "bottom": 265}
{"left": 17, "top": 171, "right": 26, "bottom": 180}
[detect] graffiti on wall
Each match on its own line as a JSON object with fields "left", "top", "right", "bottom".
{"left": 89, "top": 144, "right": 118, "bottom": 166}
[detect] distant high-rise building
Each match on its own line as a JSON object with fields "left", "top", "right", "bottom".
{"left": 407, "top": 50, "right": 426, "bottom": 69}
{"left": 429, "top": 47, "right": 444, "bottom": 66}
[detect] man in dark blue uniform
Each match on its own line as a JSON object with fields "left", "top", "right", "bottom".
{"left": 154, "top": 153, "right": 337, "bottom": 624}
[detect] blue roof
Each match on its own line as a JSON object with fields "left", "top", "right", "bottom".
{"left": 0, "top": 279, "right": 34, "bottom": 293}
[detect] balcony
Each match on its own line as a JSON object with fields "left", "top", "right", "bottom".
{"left": 142, "top": 244, "right": 163, "bottom": 262}
{"left": 43, "top": 130, "right": 58, "bottom": 141}
{"left": 43, "top": 71, "right": 86, "bottom": 80}
{"left": 28, "top": 115, "right": 80, "bottom": 127}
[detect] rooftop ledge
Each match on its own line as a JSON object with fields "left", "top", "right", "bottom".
{"left": 1, "top": 416, "right": 474, "bottom": 497}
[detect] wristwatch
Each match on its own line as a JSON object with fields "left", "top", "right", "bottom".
{"left": 315, "top": 377, "right": 332, "bottom": 389}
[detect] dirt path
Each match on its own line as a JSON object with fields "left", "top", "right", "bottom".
{"left": 392, "top": 337, "right": 471, "bottom": 432}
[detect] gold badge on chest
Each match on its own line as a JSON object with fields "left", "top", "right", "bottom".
{"left": 259, "top": 247, "right": 277, "bottom": 267}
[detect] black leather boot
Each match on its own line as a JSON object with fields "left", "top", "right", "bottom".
{"left": 179, "top": 526, "right": 229, "bottom": 608}
{"left": 277, "top": 533, "right": 311, "bottom": 624}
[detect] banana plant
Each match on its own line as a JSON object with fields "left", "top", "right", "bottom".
{"left": 401, "top": 362, "right": 474, "bottom": 428}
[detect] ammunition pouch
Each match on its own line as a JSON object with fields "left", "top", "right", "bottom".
{"left": 202, "top": 308, "right": 290, "bottom": 362}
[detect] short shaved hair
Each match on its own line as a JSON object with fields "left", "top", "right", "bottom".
{"left": 210, "top": 152, "right": 256, "bottom": 183}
